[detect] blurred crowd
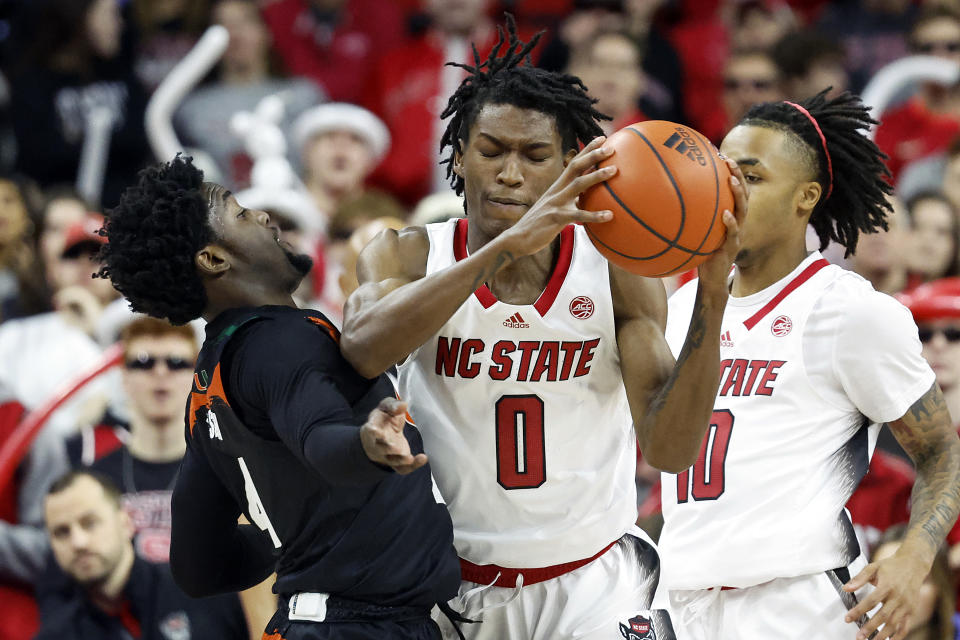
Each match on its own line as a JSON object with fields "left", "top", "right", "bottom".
{"left": 0, "top": 0, "right": 959, "bottom": 638}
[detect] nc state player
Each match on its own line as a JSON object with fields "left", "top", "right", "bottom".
{"left": 659, "top": 90, "right": 960, "bottom": 640}
{"left": 340, "top": 18, "right": 747, "bottom": 640}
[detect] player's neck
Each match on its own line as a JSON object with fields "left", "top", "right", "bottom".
{"left": 127, "top": 417, "right": 185, "bottom": 463}
{"left": 487, "top": 241, "right": 559, "bottom": 305}
{"left": 731, "top": 243, "right": 811, "bottom": 298}
{"left": 203, "top": 283, "right": 297, "bottom": 323}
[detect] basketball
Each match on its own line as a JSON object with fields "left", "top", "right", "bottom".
{"left": 581, "top": 121, "right": 734, "bottom": 278}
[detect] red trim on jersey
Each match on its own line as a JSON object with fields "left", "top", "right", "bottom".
{"left": 533, "top": 225, "right": 574, "bottom": 317}
{"left": 742, "top": 259, "right": 830, "bottom": 330}
{"left": 459, "top": 539, "right": 617, "bottom": 587}
{"left": 453, "top": 218, "right": 575, "bottom": 315}
{"left": 453, "top": 219, "right": 496, "bottom": 308}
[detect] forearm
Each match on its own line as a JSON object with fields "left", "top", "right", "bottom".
{"left": 636, "top": 287, "right": 726, "bottom": 472}
{"left": 301, "top": 423, "right": 392, "bottom": 486}
{"left": 902, "top": 434, "right": 960, "bottom": 566}
{"left": 342, "top": 237, "right": 517, "bottom": 377}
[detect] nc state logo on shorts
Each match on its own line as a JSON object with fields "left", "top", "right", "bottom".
{"left": 569, "top": 296, "right": 595, "bottom": 319}
{"left": 771, "top": 315, "right": 793, "bottom": 337}
{"left": 619, "top": 614, "right": 655, "bottom": 640}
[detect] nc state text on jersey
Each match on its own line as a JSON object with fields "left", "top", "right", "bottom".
{"left": 718, "top": 358, "right": 786, "bottom": 397}
{"left": 435, "top": 336, "right": 600, "bottom": 382}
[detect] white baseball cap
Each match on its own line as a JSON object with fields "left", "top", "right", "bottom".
{"left": 291, "top": 102, "right": 391, "bottom": 163}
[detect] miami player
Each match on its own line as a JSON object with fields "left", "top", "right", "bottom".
{"left": 95, "top": 156, "right": 462, "bottom": 639}
{"left": 660, "top": 90, "right": 960, "bottom": 640}
{"left": 340, "top": 18, "right": 748, "bottom": 640}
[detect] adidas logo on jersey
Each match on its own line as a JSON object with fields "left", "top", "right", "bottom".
{"left": 720, "top": 330, "right": 734, "bottom": 348}
{"left": 503, "top": 312, "right": 529, "bottom": 329}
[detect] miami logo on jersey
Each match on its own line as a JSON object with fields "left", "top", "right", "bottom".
{"left": 619, "top": 614, "right": 655, "bottom": 640}
{"left": 435, "top": 336, "right": 600, "bottom": 382}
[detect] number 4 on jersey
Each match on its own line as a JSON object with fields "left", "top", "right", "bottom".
{"left": 676, "top": 409, "right": 734, "bottom": 503}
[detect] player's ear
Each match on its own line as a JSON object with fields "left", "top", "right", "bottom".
{"left": 562, "top": 148, "right": 577, "bottom": 167}
{"left": 453, "top": 142, "right": 465, "bottom": 177}
{"left": 196, "top": 245, "right": 230, "bottom": 278}
{"left": 796, "top": 180, "right": 822, "bottom": 216}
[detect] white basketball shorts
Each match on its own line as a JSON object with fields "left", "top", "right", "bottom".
{"left": 435, "top": 526, "right": 675, "bottom": 640}
{"left": 666, "top": 556, "right": 872, "bottom": 640}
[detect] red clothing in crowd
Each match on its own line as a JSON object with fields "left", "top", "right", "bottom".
{"left": 874, "top": 96, "right": 960, "bottom": 183}
{"left": 846, "top": 450, "right": 914, "bottom": 555}
{"left": 260, "top": 0, "right": 405, "bottom": 103}
{"left": 0, "top": 400, "right": 39, "bottom": 640}
{"left": 365, "top": 27, "right": 501, "bottom": 206}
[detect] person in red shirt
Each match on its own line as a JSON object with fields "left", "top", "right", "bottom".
{"left": 874, "top": 6, "right": 960, "bottom": 183}
{"left": 364, "top": 0, "right": 500, "bottom": 206}
{"left": 260, "top": 0, "right": 405, "bottom": 104}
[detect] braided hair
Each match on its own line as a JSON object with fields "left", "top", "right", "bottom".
{"left": 439, "top": 14, "right": 608, "bottom": 196}
{"left": 95, "top": 156, "right": 213, "bottom": 325}
{"left": 739, "top": 89, "right": 892, "bottom": 256}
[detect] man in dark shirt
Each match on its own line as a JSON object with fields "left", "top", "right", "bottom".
{"left": 36, "top": 470, "right": 247, "bottom": 640}
{"left": 95, "top": 155, "right": 461, "bottom": 639}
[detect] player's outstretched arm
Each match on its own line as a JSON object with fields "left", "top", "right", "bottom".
{"left": 843, "top": 382, "right": 960, "bottom": 640}
{"left": 612, "top": 161, "right": 747, "bottom": 472}
{"left": 340, "top": 137, "right": 617, "bottom": 378}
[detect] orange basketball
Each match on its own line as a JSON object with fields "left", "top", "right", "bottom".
{"left": 581, "top": 120, "right": 733, "bottom": 277}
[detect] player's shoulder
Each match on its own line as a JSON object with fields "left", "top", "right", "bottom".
{"left": 819, "top": 266, "right": 910, "bottom": 317}
{"left": 813, "top": 266, "right": 916, "bottom": 336}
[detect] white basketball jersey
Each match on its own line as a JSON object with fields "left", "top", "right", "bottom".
{"left": 659, "top": 253, "right": 934, "bottom": 590}
{"left": 397, "top": 219, "right": 639, "bottom": 568}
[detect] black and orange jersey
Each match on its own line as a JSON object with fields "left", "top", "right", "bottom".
{"left": 170, "top": 305, "right": 459, "bottom": 609}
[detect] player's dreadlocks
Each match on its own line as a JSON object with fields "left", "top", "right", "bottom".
{"left": 740, "top": 89, "right": 892, "bottom": 256}
{"left": 439, "top": 14, "right": 608, "bottom": 196}
{"left": 95, "top": 155, "right": 213, "bottom": 325}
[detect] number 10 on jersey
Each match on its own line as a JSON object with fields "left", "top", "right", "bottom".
{"left": 676, "top": 410, "right": 734, "bottom": 503}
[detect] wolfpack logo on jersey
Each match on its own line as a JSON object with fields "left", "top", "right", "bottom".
{"left": 620, "top": 614, "right": 656, "bottom": 640}
{"left": 659, "top": 253, "right": 935, "bottom": 591}
{"left": 397, "top": 219, "right": 640, "bottom": 568}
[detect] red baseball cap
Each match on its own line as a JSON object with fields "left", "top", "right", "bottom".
{"left": 61, "top": 214, "right": 106, "bottom": 259}
{"left": 900, "top": 278, "right": 960, "bottom": 322}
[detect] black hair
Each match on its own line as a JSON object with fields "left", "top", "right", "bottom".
{"left": 95, "top": 156, "right": 213, "bottom": 325}
{"left": 740, "top": 89, "right": 892, "bottom": 256}
{"left": 439, "top": 14, "right": 608, "bottom": 196}
{"left": 47, "top": 470, "right": 122, "bottom": 508}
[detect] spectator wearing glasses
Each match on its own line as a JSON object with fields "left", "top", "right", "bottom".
{"left": 875, "top": 6, "right": 960, "bottom": 182}
{"left": 87, "top": 317, "right": 198, "bottom": 564}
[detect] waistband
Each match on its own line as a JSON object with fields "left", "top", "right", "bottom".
{"left": 459, "top": 540, "right": 618, "bottom": 588}
{"left": 282, "top": 592, "right": 432, "bottom": 623}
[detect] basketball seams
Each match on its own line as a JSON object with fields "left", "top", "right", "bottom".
{"left": 582, "top": 120, "right": 731, "bottom": 277}
{"left": 653, "top": 128, "right": 725, "bottom": 276}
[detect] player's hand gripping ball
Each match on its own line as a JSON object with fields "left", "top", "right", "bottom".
{"left": 581, "top": 121, "right": 734, "bottom": 277}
